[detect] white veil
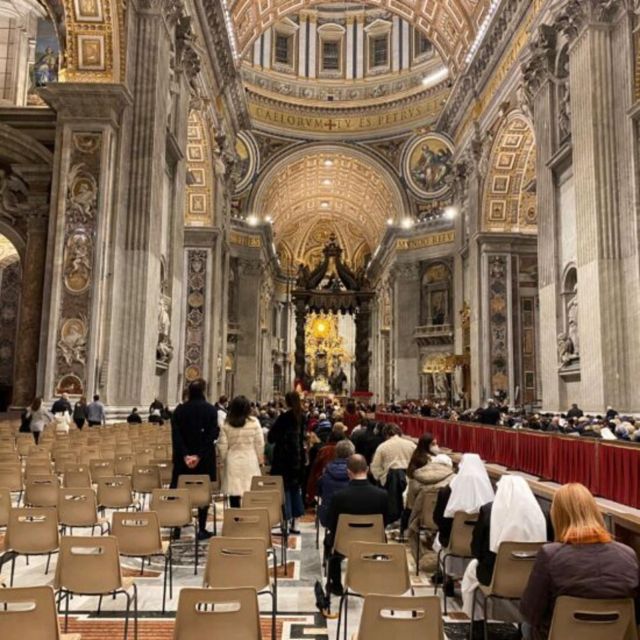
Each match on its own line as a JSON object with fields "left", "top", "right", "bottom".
{"left": 489, "top": 475, "right": 547, "bottom": 552}
{"left": 444, "top": 453, "right": 494, "bottom": 517}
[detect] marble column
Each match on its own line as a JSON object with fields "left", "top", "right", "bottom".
{"left": 13, "top": 213, "right": 47, "bottom": 407}
{"left": 393, "top": 262, "right": 420, "bottom": 399}
{"left": 38, "top": 83, "right": 132, "bottom": 403}
{"left": 355, "top": 15, "right": 364, "bottom": 79}
{"left": 354, "top": 299, "right": 371, "bottom": 392}
{"left": 294, "top": 299, "right": 306, "bottom": 384}
{"left": 298, "top": 13, "right": 308, "bottom": 77}
{"left": 108, "top": 0, "right": 181, "bottom": 408}
{"left": 308, "top": 14, "right": 317, "bottom": 79}
{"left": 567, "top": 5, "right": 626, "bottom": 409}
{"left": 523, "top": 25, "right": 562, "bottom": 410}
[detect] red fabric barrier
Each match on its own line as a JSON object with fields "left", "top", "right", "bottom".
{"left": 599, "top": 444, "right": 640, "bottom": 509}
{"left": 493, "top": 428, "right": 518, "bottom": 468}
{"left": 552, "top": 437, "right": 598, "bottom": 493}
{"left": 373, "top": 413, "right": 640, "bottom": 510}
{"left": 473, "top": 426, "right": 496, "bottom": 462}
{"left": 518, "top": 432, "right": 552, "bottom": 479}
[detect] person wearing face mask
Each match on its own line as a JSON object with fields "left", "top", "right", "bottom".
{"left": 406, "top": 433, "right": 455, "bottom": 562}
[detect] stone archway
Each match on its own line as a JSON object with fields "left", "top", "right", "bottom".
{"left": 482, "top": 112, "right": 537, "bottom": 234}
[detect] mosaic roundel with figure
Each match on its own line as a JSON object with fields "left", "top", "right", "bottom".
{"left": 402, "top": 132, "right": 454, "bottom": 199}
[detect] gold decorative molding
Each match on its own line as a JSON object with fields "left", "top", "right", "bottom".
{"left": 185, "top": 111, "right": 214, "bottom": 227}
{"left": 230, "top": 231, "right": 262, "bottom": 248}
{"left": 247, "top": 88, "right": 448, "bottom": 137}
{"left": 395, "top": 230, "right": 455, "bottom": 252}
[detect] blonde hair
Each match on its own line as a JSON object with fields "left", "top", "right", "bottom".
{"left": 551, "top": 483, "right": 611, "bottom": 544}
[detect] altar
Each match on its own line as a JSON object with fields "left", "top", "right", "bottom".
{"left": 292, "top": 235, "right": 373, "bottom": 394}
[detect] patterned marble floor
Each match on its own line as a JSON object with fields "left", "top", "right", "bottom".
{"left": 0, "top": 508, "right": 522, "bottom": 640}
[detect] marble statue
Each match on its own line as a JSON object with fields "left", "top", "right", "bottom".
{"left": 567, "top": 296, "right": 579, "bottom": 356}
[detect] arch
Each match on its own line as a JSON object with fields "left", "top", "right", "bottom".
{"left": 184, "top": 110, "right": 215, "bottom": 227}
{"left": 228, "top": 0, "right": 492, "bottom": 75}
{"left": 482, "top": 112, "right": 537, "bottom": 234}
{"left": 250, "top": 143, "right": 408, "bottom": 271}
{"left": 39, "top": 0, "right": 124, "bottom": 83}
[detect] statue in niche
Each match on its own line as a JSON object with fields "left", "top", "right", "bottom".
{"left": 567, "top": 296, "right": 579, "bottom": 357}
{"left": 557, "top": 333, "right": 575, "bottom": 365}
{"left": 433, "top": 371, "right": 449, "bottom": 398}
{"left": 329, "top": 367, "right": 347, "bottom": 395}
{"left": 156, "top": 294, "right": 173, "bottom": 365}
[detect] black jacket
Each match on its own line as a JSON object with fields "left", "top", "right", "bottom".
{"left": 352, "top": 429, "right": 384, "bottom": 464}
{"left": 171, "top": 397, "right": 219, "bottom": 483}
{"left": 433, "top": 485, "right": 453, "bottom": 547}
{"left": 471, "top": 502, "right": 495, "bottom": 586}
{"left": 268, "top": 409, "right": 303, "bottom": 488}
{"left": 52, "top": 398, "right": 71, "bottom": 414}
{"left": 127, "top": 412, "right": 142, "bottom": 424}
{"left": 479, "top": 406, "right": 501, "bottom": 425}
{"left": 326, "top": 479, "right": 390, "bottom": 548}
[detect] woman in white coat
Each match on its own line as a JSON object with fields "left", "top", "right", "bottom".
{"left": 217, "top": 395, "right": 264, "bottom": 507}
{"left": 27, "top": 397, "right": 53, "bottom": 444}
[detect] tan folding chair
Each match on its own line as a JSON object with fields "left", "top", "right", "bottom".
{"left": 63, "top": 465, "right": 92, "bottom": 488}
{"left": 97, "top": 476, "right": 137, "bottom": 512}
{"left": 151, "top": 489, "right": 199, "bottom": 574}
{"left": 243, "top": 489, "right": 289, "bottom": 572}
{"left": 174, "top": 587, "right": 262, "bottom": 640}
{"left": 549, "top": 596, "right": 636, "bottom": 640}
{"left": 177, "top": 474, "right": 212, "bottom": 531}
{"left": 435, "top": 510, "right": 478, "bottom": 614}
{"left": 0, "top": 486, "right": 10, "bottom": 531}
{"left": 0, "top": 464, "right": 23, "bottom": 504}
{"left": 336, "top": 541, "right": 411, "bottom": 640}
{"left": 111, "top": 511, "right": 172, "bottom": 613}
{"left": 5, "top": 507, "right": 59, "bottom": 585}
{"left": 469, "top": 541, "right": 543, "bottom": 640}
{"left": 24, "top": 475, "right": 60, "bottom": 508}
{"left": 54, "top": 452, "right": 77, "bottom": 475}
{"left": 0, "top": 585, "right": 81, "bottom": 640}
{"left": 114, "top": 454, "right": 135, "bottom": 476}
{"left": 331, "top": 513, "right": 386, "bottom": 559}
{"left": 131, "top": 465, "right": 161, "bottom": 506}
{"left": 222, "top": 508, "right": 278, "bottom": 577}
{"left": 15, "top": 435, "right": 34, "bottom": 458}
{"left": 355, "top": 594, "right": 444, "bottom": 640}
{"left": 54, "top": 536, "right": 138, "bottom": 640}
{"left": 89, "top": 459, "right": 115, "bottom": 482}
{"left": 415, "top": 490, "right": 439, "bottom": 575}
{"left": 58, "top": 487, "right": 108, "bottom": 535}
{"left": 204, "top": 537, "right": 276, "bottom": 638}
{"left": 151, "top": 459, "right": 173, "bottom": 486}
{"left": 24, "top": 461, "right": 54, "bottom": 479}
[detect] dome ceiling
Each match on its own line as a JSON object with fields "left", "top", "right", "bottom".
{"left": 251, "top": 145, "right": 406, "bottom": 270}
{"left": 227, "top": 0, "right": 492, "bottom": 76}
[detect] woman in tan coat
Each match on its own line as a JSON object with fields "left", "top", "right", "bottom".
{"left": 406, "top": 433, "right": 455, "bottom": 564}
{"left": 217, "top": 395, "right": 264, "bottom": 507}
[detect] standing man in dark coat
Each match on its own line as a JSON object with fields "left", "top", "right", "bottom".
{"left": 171, "top": 378, "right": 218, "bottom": 539}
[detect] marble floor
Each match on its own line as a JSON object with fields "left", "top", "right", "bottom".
{"left": 0, "top": 503, "right": 523, "bottom": 640}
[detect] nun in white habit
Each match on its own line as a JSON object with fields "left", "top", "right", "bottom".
{"left": 460, "top": 474, "right": 547, "bottom": 618}
{"left": 432, "top": 453, "right": 495, "bottom": 580}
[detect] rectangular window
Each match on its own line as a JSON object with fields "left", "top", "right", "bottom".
{"left": 415, "top": 29, "right": 432, "bottom": 58}
{"left": 274, "top": 33, "right": 292, "bottom": 66}
{"left": 322, "top": 40, "right": 340, "bottom": 71}
{"left": 370, "top": 35, "right": 388, "bottom": 68}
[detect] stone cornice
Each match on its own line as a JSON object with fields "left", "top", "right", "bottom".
{"left": 197, "top": 1, "right": 249, "bottom": 132}
{"left": 438, "top": 0, "right": 547, "bottom": 137}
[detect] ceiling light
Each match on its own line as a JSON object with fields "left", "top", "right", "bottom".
{"left": 265, "top": 215, "right": 273, "bottom": 223}
{"left": 465, "top": 0, "right": 501, "bottom": 66}
{"left": 320, "top": 201, "right": 330, "bottom": 209}
{"left": 246, "top": 214, "right": 259, "bottom": 226}
{"left": 386, "top": 218, "right": 394, "bottom": 226}
{"left": 444, "top": 206, "right": 458, "bottom": 220}
{"left": 400, "top": 217, "right": 414, "bottom": 229}
{"left": 323, "top": 159, "right": 334, "bottom": 167}
{"left": 322, "top": 179, "right": 332, "bottom": 186}
{"left": 220, "top": 0, "right": 239, "bottom": 60}
{"left": 422, "top": 67, "right": 449, "bottom": 87}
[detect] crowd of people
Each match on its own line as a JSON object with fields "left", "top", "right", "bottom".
{"left": 15, "top": 384, "right": 640, "bottom": 637}
{"left": 382, "top": 398, "right": 640, "bottom": 442}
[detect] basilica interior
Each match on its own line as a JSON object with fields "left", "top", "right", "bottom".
{"left": 1, "top": 0, "right": 640, "bottom": 639}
